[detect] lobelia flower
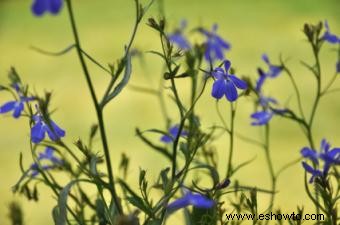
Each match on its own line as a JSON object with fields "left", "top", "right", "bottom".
{"left": 168, "top": 20, "right": 191, "bottom": 50}
{"left": 255, "top": 68, "right": 267, "bottom": 93}
{"left": 160, "top": 125, "right": 188, "bottom": 143}
{"left": 211, "top": 60, "right": 247, "bottom": 102}
{"left": 301, "top": 139, "right": 340, "bottom": 183}
{"left": 167, "top": 191, "right": 214, "bottom": 212}
{"left": 322, "top": 20, "right": 340, "bottom": 44}
{"left": 31, "top": 114, "right": 65, "bottom": 143}
{"left": 0, "top": 84, "right": 34, "bottom": 119}
{"left": 262, "top": 54, "right": 282, "bottom": 78}
{"left": 250, "top": 95, "right": 287, "bottom": 126}
{"left": 30, "top": 147, "right": 63, "bottom": 177}
{"left": 200, "top": 24, "right": 231, "bottom": 62}
{"left": 250, "top": 110, "right": 273, "bottom": 126}
{"left": 31, "top": 0, "right": 63, "bottom": 16}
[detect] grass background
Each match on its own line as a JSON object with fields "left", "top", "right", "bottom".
{"left": 0, "top": 0, "right": 340, "bottom": 224}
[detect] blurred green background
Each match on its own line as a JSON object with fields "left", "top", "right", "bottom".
{"left": 1, "top": 0, "right": 340, "bottom": 224}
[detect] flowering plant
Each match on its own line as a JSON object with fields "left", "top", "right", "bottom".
{"left": 1, "top": 1, "right": 339, "bottom": 225}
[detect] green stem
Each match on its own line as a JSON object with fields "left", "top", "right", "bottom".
{"left": 263, "top": 124, "right": 276, "bottom": 216}
{"left": 65, "top": 0, "right": 122, "bottom": 214}
{"left": 226, "top": 103, "right": 236, "bottom": 178}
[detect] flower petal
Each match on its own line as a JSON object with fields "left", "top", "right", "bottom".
{"left": 0, "top": 101, "right": 16, "bottom": 114}
{"left": 13, "top": 102, "right": 24, "bottom": 119}
{"left": 188, "top": 193, "right": 215, "bottom": 208}
{"left": 31, "top": 0, "right": 47, "bottom": 16}
{"left": 229, "top": 75, "right": 247, "bottom": 89}
{"left": 224, "top": 81, "right": 237, "bottom": 102}
{"left": 48, "top": 0, "right": 63, "bottom": 14}
{"left": 211, "top": 79, "right": 226, "bottom": 99}
{"left": 31, "top": 122, "right": 46, "bottom": 143}
{"left": 224, "top": 60, "right": 231, "bottom": 72}
{"left": 300, "top": 147, "right": 318, "bottom": 164}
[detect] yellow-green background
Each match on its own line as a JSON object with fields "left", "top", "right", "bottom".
{"left": 1, "top": 0, "right": 339, "bottom": 224}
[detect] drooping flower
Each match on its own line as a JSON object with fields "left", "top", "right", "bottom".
{"left": 0, "top": 84, "right": 34, "bottom": 118}
{"left": 301, "top": 139, "right": 340, "bottom": 183}
{"left": 31, "top": 0, "right": 63, "bottom": 16}
{"left": 30, "top": 147, "right": 63, "bottom": 177}
{"left": 262, "top": 54, "right": 282, "bottom": 78}
{"left": 322, "top": 20, "right": 340, "bottom": 44}
{"left": 211, "top": 60, "right": 247, "bottom": 102}
{"left": 167, "top": 192, "right": 214, "bottom": 212}
{"left": 160, "top": 125, "right": 188, "bottom": 143}
{"left": 200, "top": 24, "right": 231, "bottom": 62}
{"left": 31, "top": 114, "right": 65, "bottom": 143}
{"left": 168, "top": 20, "right": 191, "bottom": 50}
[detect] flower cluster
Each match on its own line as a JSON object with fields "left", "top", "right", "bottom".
{"left": 301, "top": 139, "right": 340, "bottom": 183}
{"left": 251, "top": 55, "right": 285, "bottom": 126}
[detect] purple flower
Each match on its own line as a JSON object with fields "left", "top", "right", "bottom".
{"left": 255, "top": 68, "right": 267, "bottom": 93}
{"left": 160, "top": 125, "right": 188, "bottom": 143}
{"left": 30, "top": 147, "right": 63, "bottom": 177}
{"left": 31, "top": 0, "right": 63, "bottom": 16}
{"left": 200, "top": 24, "right": 231, "bottom": 62}
{"left": 31, "top": 114, "right": 65, "bottom": 143}
{"left": 38, "top": 147, "right": 63, "bottom": 164}
{"left": 0, "top": 85, "right": 34, "bottom": 118}
{"left": 167, "top": 192, "right": 214, "bottom": 212}
{"left": 211, "top": 60, "right": 247, "bottom": 102}
{"left": 322, "top": 20, "right": 340, "bottom": 44}
{"left": 168, "top": 20, "right": 191, "bottom": 50}
{"left": 301, "top": 139, "right": 340, "bottom": 183}
{"left": 262, "top": 54, "right": 282, "bottom": 78}
{"left": 251, "top": 111, "right": 273, "bottom": 126}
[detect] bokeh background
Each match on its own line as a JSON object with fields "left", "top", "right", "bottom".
{"left": 1, "top": 0, "right": 339, "bottom": 224}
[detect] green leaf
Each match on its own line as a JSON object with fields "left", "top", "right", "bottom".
{"left": 160, "top": 167, "right": 170, "bottom": 192}
{"left": 104, "top": 53, "right": 132, "bottom": 104}
{"left": 52, "top": 206, "right": 63, "bottom": 225}
{"left": 56, "top": 179, "right": 91, "bottom": 225}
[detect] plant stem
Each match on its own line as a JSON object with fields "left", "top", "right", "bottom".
{"left": 65, "top": 0, "right": 122, "bottom": 214}
{"left": 226, "top": 103, "right": 236, "bottom": 177}
{"left": 263, "top": 124, "right": 276, "bottom": 217}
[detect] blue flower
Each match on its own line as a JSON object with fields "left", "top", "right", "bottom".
{"left": 250, "top": 111, "right": 273, "bottom": 126}
{"left": 211, "top": 60, "right": 247, "bottom": 102}
{"left": 301, "top": 139, "right": 340, "bottom": 183}
{"left": 167, "top": 192, "right": 214, "bottom": 212}
{"left": 255, "top": 68, "right": 267, "bottom": 93}
{"left": 323, "top": 20, "right": 340, "bottom": 44}
{"left": 302, "top": 162, "right": 323, "bottom": 183}
{"left": 0, "top": 85, "right": 34, "bottom": 118}
{"left": 31, "top": 0, "right": 63, "bottom": 16}
{"left": 168, "top": 20, "right": 191, "bottom": 50}
{"left": 200, "top": 24, "right": 231, "bottom": 62}
{"left": 31, "top": 114, "right": 65, "bottom": 143}
{"left": 160, "top": 125, "right": 188, "bottom": 143}
{"left": 38, "top": 147, "right": 63, "bottom": 164}
{"left": 30, "top": 147, "right": 63, "bottom": 177}
{"left": 262, "top": 54, "right": 282, "bottom": 78}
